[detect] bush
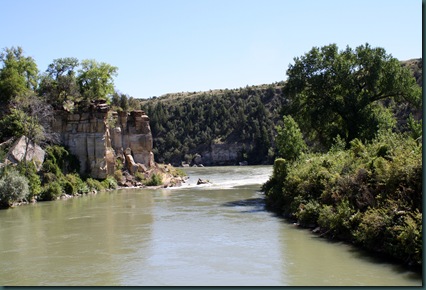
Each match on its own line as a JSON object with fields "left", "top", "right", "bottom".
{"left": 262, "top": 158, "right": 289, "bottom": 211}
{"left": 45, "top": 145, "right": 80, "bottom": 174}
{"left": 64, "top": 173, "right": 85, "bottom": 194}
{"left": 144, "top": 173, "right": 163, "bottom": 186}
{"left": 134, "top": 171, "right": 146, "bottom": 182}
{"left": 113, "top": 170, "right": 123, "bottom": 183}
{"left": 86, "top": 178, "right": 105, "bottom": 191}
{"left": 101, "top": 177, "right": 118, "bottom": 189}
{"left": 17, "top": 161, "right": 42, "bottom": 199}
{"left": 61, "top": 180, "right": 76, "bottom": 196}
{"left": 296, "top": 200, "right": 321, "bottom": 227}
{"left": 354, "top": 207, "right": 394, "bottom": 250}
{"left": 394, "top": 211, "right": 422, "bottom": 266}
{"left": 39, "top": 181, "right": 62, "bottom": 201}
{"left": 42, "top": 159, "right": 61, "bottom": 176}
{"left": 318, "top": 199, "right": 356, "bottom": 240}
{"left": 0, "top": 168, "right": 29, "bottom": 207}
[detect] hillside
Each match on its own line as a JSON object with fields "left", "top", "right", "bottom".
{"left": 140, "top": 59, "right": 422, "bottom": 166}
{"left": 140, "top": 82, "right": 286, "bottom": 166}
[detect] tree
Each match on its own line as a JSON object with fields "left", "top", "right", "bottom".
{"left": 283, "top": 43, "right": 421, "bottom": 149}
{"left": 7, "top": 94, "right": 58, "bottom": 174}
{"left": 77, "top": 59, "right": 118, "bottom": 102}
{"left": 0, "top": 46, "right": 38, "bottom": 104}
{"left": 275, "top": 115, "right": 307, "bottom": 161}
{"left": 38, "top": 57, "right": 80, "bottom": 109}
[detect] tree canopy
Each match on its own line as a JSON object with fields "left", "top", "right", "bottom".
{"left": 38, "top": 57, "right": 81, "bottom": 109}
{"left": 77, "top": 59, "right": 118, "bottom": 102}
{"left": 283, "top": 43, "right": 421, "bottom": 149}
{"left": 275, "top": 115, "right": 307, "bottom": 161}
{"left": 0, "top": 47, "right": 38, "bottom": 104}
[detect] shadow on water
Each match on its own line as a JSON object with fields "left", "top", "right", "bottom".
{"left": 263, "top": 205, "right": 423, "bottom": 278}
{"left": 221, "top": 197, "right": 266, "bottom": 213}
{"left": 342, "top": 243, "right": 423, "bottom": 277}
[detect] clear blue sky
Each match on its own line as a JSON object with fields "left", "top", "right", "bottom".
{"left": 0, "top": 0, "right": 422, "bottom": 99}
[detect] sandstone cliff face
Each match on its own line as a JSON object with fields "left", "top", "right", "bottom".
{"left": 52, "top": 102, "right": 154, "bottom": 179}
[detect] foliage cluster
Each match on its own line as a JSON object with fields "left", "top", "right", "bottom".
{"left": 143, "top": 173, "right": 163, "bottom": 186}
{"left": 0, "top": 167, "right": 29, "bottom": 208}
{"left": 263, "top": 130, "right": 422, "bottom": 267}
{"left": 282, "top": 43, "right": 421, "bottom": 151}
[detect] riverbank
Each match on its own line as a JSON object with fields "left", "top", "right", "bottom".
{"left": 262, "top": 131, "right": 422, "bottom": 269}
{"left": 0, "top": 156, "right": 187, "bottom": 209}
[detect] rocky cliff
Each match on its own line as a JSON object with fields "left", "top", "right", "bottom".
{"left": 52, "top": 101, "right": 155, "bottom": 179}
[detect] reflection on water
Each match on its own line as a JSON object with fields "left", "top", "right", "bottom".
{"left": 0, "top": 166, "right": 421, "bottom": 286}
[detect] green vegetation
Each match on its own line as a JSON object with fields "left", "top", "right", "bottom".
{"left": 262, "top": 44, "right": 422, "bottom": 268}
{"left": 283, "top": 43, "right": 421, "bottom": 150}
{"left": 263, "top": 131, "right": 422, "bottom": 266}
{"left": 0, "top": 167, "right": 29, "bottom": 207}
{"left": 144, "top": 173, "right": 163, "bottom": 186}
{"left": 141, "top": 84, "right": 284, "bottom": 165}
{"left": 275, "top": 115, "right": 307, "bottom": 161}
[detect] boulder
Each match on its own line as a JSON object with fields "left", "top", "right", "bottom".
{"left": 197, "top": 178, "right": 210, "bottom": 185}
{"left": 6, "top": 136, "right": 45, "bottom": 171}
{"left": 193, "top": 153, "right": 202, "bottom": 165}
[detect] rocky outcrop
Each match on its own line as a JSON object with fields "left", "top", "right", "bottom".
{"left": 6, "top": 136, "right": 46, "bottom": 170}
{"left": 110, "top": 110, "right": 155, "bottom": 169}
{"left": 52, "top": 101, "right": 155, "bottom": 179}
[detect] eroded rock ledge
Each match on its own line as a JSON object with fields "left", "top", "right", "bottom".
{"left": 51, "top": 100, "right": 181, "bottom": 186}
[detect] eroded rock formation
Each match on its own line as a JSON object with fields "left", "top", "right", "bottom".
{"left": 6, "top": 136, "right": 46, "bottom": 171}
{"left": 52, "top": 101, "right": 155, "bottom": 179}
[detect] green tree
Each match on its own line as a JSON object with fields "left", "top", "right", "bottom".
{"left": 283, "top": 43, "right": 421, "bottom": 149}
{"left": 0, "top": 46, "right": 39, "bottom": 104}
{"left": 77, "top": 59, "right": 118, "bottom": 102}
{"left": 275, "top": 115, "right": 307, "bottom": 161}
{"left": 38, "top": 57, "right": 80, "bottom": 109}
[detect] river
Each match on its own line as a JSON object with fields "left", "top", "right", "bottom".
{"left": 0, "top": 166, "right": 421, "bottom": 286}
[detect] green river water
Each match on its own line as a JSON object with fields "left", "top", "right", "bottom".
{"left": 0, "top": 166, "right": 422, "bottom": 286}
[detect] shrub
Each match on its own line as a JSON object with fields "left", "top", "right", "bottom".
{"left": 394, "top": 211, "right": 422, "bottom": 266}
{"left": 134, "top": 171, "right": 146, "bottom": 182}
{"left": 17, "top": 161, "right": 42, "bottom": 199}
{"left": 64, "top": 173, "right": 85, "bottom": 194}
{"left": 39, "top": 181, "right": 62, "bottom": 201}
{"left": 0, "top": 168, "right": 29, "bottom": 207}
{"left": 262, "top": 158, "right": 288, "bottom": 211}
{"left": 42, "top": 159, "right": 61, "bottom": 176}
{"left": 113, "top": 170, "right": 123, "bottom": 183}
{"left": 144, "top": 173, "right": 163, "bottom": 186}
{"left": 102, "top": 177, "right": 118, "bottom": 189}
{"left": 318, "top": 199, "right": 356, "bottom": 240}
{"left": 45, "top": 145, "right": 80, "bottom": 174}
{"left": 353, "top": 207, "right": 393, "bottom": 251}
{"left": 86, "top": 178, "right": 105, "bottom": 191}
{"left": 296, "top": 200, "right": 321, "bottom": 227}
{"left": 61, "top": 180, "right": 76, "bottom": 195}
